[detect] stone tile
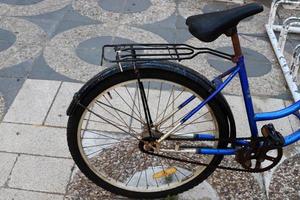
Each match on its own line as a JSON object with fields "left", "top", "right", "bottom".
{"left": 0, "top": 94, "right": 5, "bottom": 120}
{"left": 0, "top": 59, "right": 33, "bottom": 78}
{"left": 178, "top": 181, "right": 219, "bottom": 200}
{"left": 0, "top": 28, "right": 16, "bottom": 52}
{"left": 284, "top": 100, "right": 300, "bottom": 132}
{"left": 0, "top": 0, "right": 71, "bottom": 17}
{"left": 0, "top": 152, "right": 17, "bottom": 186}
{"left": 0, "top": 77, "right": 24, "bottom": 114}
{"left": 9, "top": 155, "right": 74, "bottom": 194}
{"left": 225, "top": 95, "right": 251, "bottom": 138}
{"left": 0, "top": 123, "right": 70, "bottom": 158}
{"left": 267, "top": 154, "right": 300, "bottom": 200}
{"left": 29, "top": 54, "right": 78, "bottom": 82}
{"left": 45, "top": 82, "right": 82, "bottom": 127}
{"left": 207, "top": 156, "right": 266, "bottom": 200}
{"left": 226, "top": 95, "right": 293, "bottom": 137}
{"left": 0, "top": 17, "right": 46, "bottom": 70}
{"left": 253, "top": 97, "right": 293, "bottom": 136}
{"left": 52, "top": 5, "right": 100, "bottom": 37}
{"left": 0, "top": 188, "right": 63, "bottom": 200}
{"left": 183, "top": 34, "right": 288, "bottom": 98}
{"left": 3, "top": 79, "right": 61, "bottom": 125}
{"left": 73, "top": 0, "right": 176, "bottom": 25}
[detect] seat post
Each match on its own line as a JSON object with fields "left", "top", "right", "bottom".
{"left": 231, "top": 29, "right": 243, "bottom": 60}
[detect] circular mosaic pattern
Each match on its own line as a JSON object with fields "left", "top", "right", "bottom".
{"left": 72, "top": 0, "right": 176, "bottom": 25}
{"left": 0, "top": 17, "right": 46, "bottom": 69}
{"left": 202, "top": 2, "right": 253, "bottom": 22}
{"left": 208, "top": 46, "right": 272, "bottom": 77}
{"left": 0, "top": 0, "right": 71, "bottom": 16}
{"left": 76, "top": 36, "right": 135, "bottom": 66}
{"left": 98, "top": 0, "right": 152, "bottom": 13}
{"left": 202, "top": 1, "right": 237, "bottom": 13}
{"left": 178, "top": 0, "right": 204, "bottom": 19}
{"left": 0, "top": 0, "right": 44, "bottom": 5}
{"left": 0, "top": 28, "right": 16, "bottom": 52}
{"left": 182, "top": 35, "right": 286, "bottom": 96}
{"left": 44, "top": 24, "right": 166, "bottom": 81}
{"left": 269, "top": 154, "right": 300, "bottom": 200}
{"left": 178, "top": 0, "right": 269, "bottom": 34}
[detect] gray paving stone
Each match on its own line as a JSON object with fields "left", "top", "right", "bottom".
{"left": 52, "top": 16, "right": 100, "bottom": 38}
{"left": 9, "top": 155, "right": 73, "bottom": 194}
{"left": 0, "top": 123, "right": 71, "bottom": 158}
{"left": 29, "top": 54, "right": 78, "bottom": 82}
{"left": 22, "top": 5, "right": 68, "bottom": 37}
{"left": 0, "top": 28, "right": 16, "bottom": 52}
{"left": 0, "top": 59, "right": 33, "bottom": 78}
{"left": 0, "top": 152, "right": 17, "bottom": 186}
{"left": 3, "top": 79, "right": 61, "bottom": 125}
{"left": 98, "top": 0, "right": 126, "bottom": 13}
{"left": 207, "top": 47, "right": 272, "bottom": 77}
{"left": 0, "top": 95, "right": 4, "bottom": 120}
{"left": 253, "top": 96, "right": 293, "bottom": 136}
{"left": 0, "top": 77, "right": 25, "bottom": 115}
{"left": 45, "top": 82, "right": 82, "bottom": 127}
{"left": 123, "top": 0, "right": 152, "bottom": 13}
{"left": 0, "top": 188, "right": 63, "bottom": 200}
{"left": 225, "top": 95, "right": 293, "bottom": 137}
{"left": 0, "top": 0, "right": 44, "bottom": 6}
{"left": 0, "top": 0, "right": 71, "bottom": 17}
{"left": 76, "top": 36, "right": 135, "bottom": 66}
{"left": 284, "top": 100, "right": 300, "bottom": 132}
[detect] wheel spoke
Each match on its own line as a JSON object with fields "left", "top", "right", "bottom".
{"left": 74, "top": 77, "right": 220, "bottom": 194}
{"left": 82, "top": 105, "right": 140, "bottom": 140}
{"left": 96, "top": 100, "right": 144, "bottom": 124}
{"left": 155, "top": 88, "right": 186, "bottom": 126}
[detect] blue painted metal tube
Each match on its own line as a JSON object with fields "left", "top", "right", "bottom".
{"left": 238, "top": 57, "right": 259, "bottom": 137}
{"left": 197, "top": 148, "right": 236, "bottom": 155}
{"left": 293, "top": 111, "right": 300, "bottom": 120}
{"left": 254, "top": 100, "right": 300, "bottom": 121}
{"left": 194, "top": 134, "right": 249, "bottom": 146}
{"left": 178, "top": 95, "right": 196, "bottom": 109}
{"left": 194, "top": 133, "right": 215, "bottom": 140}
{"left": 181, "top": 66, "right": 240, "bottom": 123}
{"left": 284, "top": 129, "right": 300, "bottom": 146}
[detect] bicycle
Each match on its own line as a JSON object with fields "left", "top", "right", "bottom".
{"left": 66, "top": 3, "right": 300, "bottom": 199}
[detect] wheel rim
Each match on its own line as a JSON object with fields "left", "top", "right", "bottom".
{"left": 76, "top": 78, "right": 220, "bottom": 193}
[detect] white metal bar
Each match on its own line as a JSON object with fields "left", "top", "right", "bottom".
{"left": 278, "top": 17, "right": 300, "bottom": 54}
{"left": 291, "top": 45, "right": 300, "bottom": 80}
{"left": 273, "top": 25, "right": 300, "bottom": 34}
{"left": 266, "top": 24, "right": 300, "bottom": 102}
{"left": 266, "top": 0, "right": 300, "bottom": 102}
{"left": 267, "top": 0, "right": 300, "bottom": 28}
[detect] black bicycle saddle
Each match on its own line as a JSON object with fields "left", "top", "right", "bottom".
{"left": 186, "top": 3, "right": 264, "bottom": 42}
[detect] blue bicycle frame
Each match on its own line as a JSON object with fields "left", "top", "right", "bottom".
{"left": 182, "top": 56, "right": 300, "bottom": 155}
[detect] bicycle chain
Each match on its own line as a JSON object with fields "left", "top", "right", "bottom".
{"left": 144, "top": 137, "right": 282, "bottom": 173}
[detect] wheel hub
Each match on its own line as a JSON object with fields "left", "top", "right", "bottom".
{"left": 139, "top": 127, "right": 163, "bottom": 153}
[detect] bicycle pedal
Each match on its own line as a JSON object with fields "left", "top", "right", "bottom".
{"left": 261, "top": 124, "right": 285, "bottom": 147}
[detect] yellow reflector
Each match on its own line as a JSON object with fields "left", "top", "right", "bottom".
{"left": 153, "top": 167, "right": 177, "bottom": 179}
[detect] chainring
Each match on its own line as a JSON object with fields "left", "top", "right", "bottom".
{"left": 236, "top": 146, "right": 283, "bottom": 172}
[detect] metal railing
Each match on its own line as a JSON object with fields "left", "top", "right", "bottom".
{"left": 265, "top": 0, "right": 300, "bottom": 102}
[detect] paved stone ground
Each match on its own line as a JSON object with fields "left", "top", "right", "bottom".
{"left": 0, "top": 0, "right": 299, "bottom": 200}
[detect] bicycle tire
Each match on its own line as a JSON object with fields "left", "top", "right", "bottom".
{"left": 67, "top": 61, "right": 230, "bottom": 199}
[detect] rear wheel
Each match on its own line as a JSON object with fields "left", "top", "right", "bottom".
{"left": 67, "top": 62, "right": 230, "bottom": 199}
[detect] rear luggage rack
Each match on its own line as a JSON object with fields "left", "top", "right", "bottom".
{"left": 101, "top": 43, "right": 234, "bottom": 67}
